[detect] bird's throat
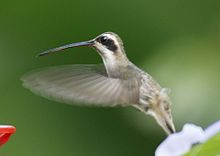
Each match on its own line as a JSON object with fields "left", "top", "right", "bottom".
{"left": 101, "top": 54, "right": 131, "bottom": 78}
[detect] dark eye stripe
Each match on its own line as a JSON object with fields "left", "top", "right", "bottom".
{"left": 97, "top": 36, "right": 118, "bottom": 52}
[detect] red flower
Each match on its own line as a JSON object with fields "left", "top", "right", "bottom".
{"left": 0, "top": 125, "right": 16, "bottom": 147}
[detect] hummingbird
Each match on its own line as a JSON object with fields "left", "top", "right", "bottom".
{"left": 21, "top": 32, "right": 175, "bottom": 135}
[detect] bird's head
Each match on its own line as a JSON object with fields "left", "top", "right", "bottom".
{"left": 38, "top": 32, "right": 129, "bottom": 75}
{"left": 93, "top": 32, "right": 125, "bottom": 56}
{"left": 38, "top": 32, "right": 127, "bottom": 59}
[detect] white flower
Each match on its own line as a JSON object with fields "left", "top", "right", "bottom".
{"left": 202, "top": 121, "right": 220, "bottom": 142}
{"left": 155, "top": 121, "right": 220, "bottom": 156}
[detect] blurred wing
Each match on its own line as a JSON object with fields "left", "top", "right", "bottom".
{"left": 21, "top": 64, "right": 139, "bottom": 107}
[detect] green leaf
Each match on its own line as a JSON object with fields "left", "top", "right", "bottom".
{"left": 184, "top": 133, "right": 220, "bottom": 156}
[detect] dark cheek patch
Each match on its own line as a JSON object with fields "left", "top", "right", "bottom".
{"left": 104, "top": 40, "right": 118, "bottom": 51}
{"left": 97, "top": 37, "right": 118, "bottom": 52}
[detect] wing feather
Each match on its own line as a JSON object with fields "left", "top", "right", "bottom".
{"left": 21, "top": 64, "right": 139, "bottom": 106}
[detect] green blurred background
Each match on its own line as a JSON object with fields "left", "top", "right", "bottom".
{"left": 0, "top": 0, "right": 220, "bottom": 155}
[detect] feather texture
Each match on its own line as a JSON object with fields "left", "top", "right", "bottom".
{"left": 21, "top": 64, "right": 139, "bottom": 106}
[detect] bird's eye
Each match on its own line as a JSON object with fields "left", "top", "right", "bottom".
{"left": 97, "top": 35, "right": 118, "bottom": 51}
{"left": 100, "top": 36, "right": 108, "bottom": 43}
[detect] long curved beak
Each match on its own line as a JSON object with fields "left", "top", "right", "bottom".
{"left": 38, "top": 40, "right": 94, "bottom": 57}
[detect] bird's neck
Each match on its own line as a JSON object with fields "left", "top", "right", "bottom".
{"left": 101, "top": 54, "right": 133, "bottom": 78}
